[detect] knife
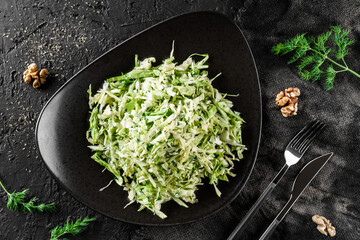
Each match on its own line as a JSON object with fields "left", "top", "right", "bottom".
{"left": 259, "top": 152, "right": 333, "bottom": 240}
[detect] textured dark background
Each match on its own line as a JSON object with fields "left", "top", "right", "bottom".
{"left": 1, "top": 0, "right": 360, "bottom": 239}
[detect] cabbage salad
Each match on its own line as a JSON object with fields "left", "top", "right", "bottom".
{"left": 86, "top": 48, "right": 246, "bottom": 218}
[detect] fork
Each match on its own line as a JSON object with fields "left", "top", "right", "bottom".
{"left": 227, "top": 120, "right": 326, "bottom": 240}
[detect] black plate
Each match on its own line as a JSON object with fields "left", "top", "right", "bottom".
{"left": 36, "top": 11, "right": 261, "bottom": 225}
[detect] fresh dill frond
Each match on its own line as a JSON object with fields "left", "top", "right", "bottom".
{"left": 330, "top": 25, "right": 355, "bottom": 60}
{"left": 0, "top": 180, "right": 56, "bottom": 213}
{"left": 50, "top": 217, "right": 96, "bottom": 240}
{"left": 272, "top": 25, "right": 360, "bottom": 90}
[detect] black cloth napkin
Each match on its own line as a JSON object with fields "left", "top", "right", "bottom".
{"left": 0, "top": 0, "right": 359, "bottom": 239}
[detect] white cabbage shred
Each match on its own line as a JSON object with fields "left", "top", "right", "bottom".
{"left": 86, "top": 49, "right": 246, "bottom": 219}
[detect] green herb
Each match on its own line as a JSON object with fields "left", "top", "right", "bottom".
{"left": 86, "top": 47, "right": 246, "bottom": 218}
{"left": 0, "top": 179, "right": 55, "bottom": 213}
{"left": 50, "top": 217, "right": 96, "bottom": 240}
{"left": 272, "top": 25, "right": 360, "bottom": 90}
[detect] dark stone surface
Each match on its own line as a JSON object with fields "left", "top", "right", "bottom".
{"left": 0, "top": 0, "right": 359, "bottom": 239}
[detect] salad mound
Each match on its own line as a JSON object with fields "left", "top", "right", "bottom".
{"left": 86, "top": 48, "right": 246, "bottom": 218}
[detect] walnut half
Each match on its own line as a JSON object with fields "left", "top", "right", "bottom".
{"left": 23, "top": 63, "right": 50, "bottom": 88}
{"left": 275, "top": 87, "right": 300, "bottom": 117}
{"left": 312, "top": 215, "right": 336, "bottom": 237}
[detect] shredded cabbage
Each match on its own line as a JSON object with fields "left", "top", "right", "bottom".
{"left": 86, "top": 49, "right": 246, "bottom": 219}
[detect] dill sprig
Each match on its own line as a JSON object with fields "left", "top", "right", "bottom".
{"left": 272, "top": 25, "right": 360, "bottom": 90}
{"left": 0, "top": 179, "right": 55, "bottom": 213}
{"left": 50, "top": 217, "right": 96, "bottom": 240}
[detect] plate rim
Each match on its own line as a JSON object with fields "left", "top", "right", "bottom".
{"left": 35, "top": 10, "right": 262, "bottom": 226}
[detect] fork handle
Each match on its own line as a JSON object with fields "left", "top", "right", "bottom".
{"left": 258, "top": 219, "right": 281, "bottom": 240}
{"left": 227, "top": 164, "right": 289, "bottom": 240}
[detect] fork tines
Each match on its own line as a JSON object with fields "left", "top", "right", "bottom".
{"left": 290, "top": 120, "right": 326, "bottom": 152}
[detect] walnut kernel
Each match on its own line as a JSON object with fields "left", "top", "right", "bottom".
{"left": 22, "top": 63, "right": 50, "bottom": 88}
{"left": 275, "top": 87, "right": 300, "bottom": 117}
{"left": 312, "top": 215, "right": 336, "bottom": 237}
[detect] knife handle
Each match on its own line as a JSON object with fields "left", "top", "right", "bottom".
{"left": 258, "top": 219, "right": 281, "bottom": 240}
{"left": 227, "top": 164, "right": 289, "bottom": 240}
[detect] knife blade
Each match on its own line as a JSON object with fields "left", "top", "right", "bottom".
{"left": 259, "top": 152, "right": 333, "bottom": 240}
